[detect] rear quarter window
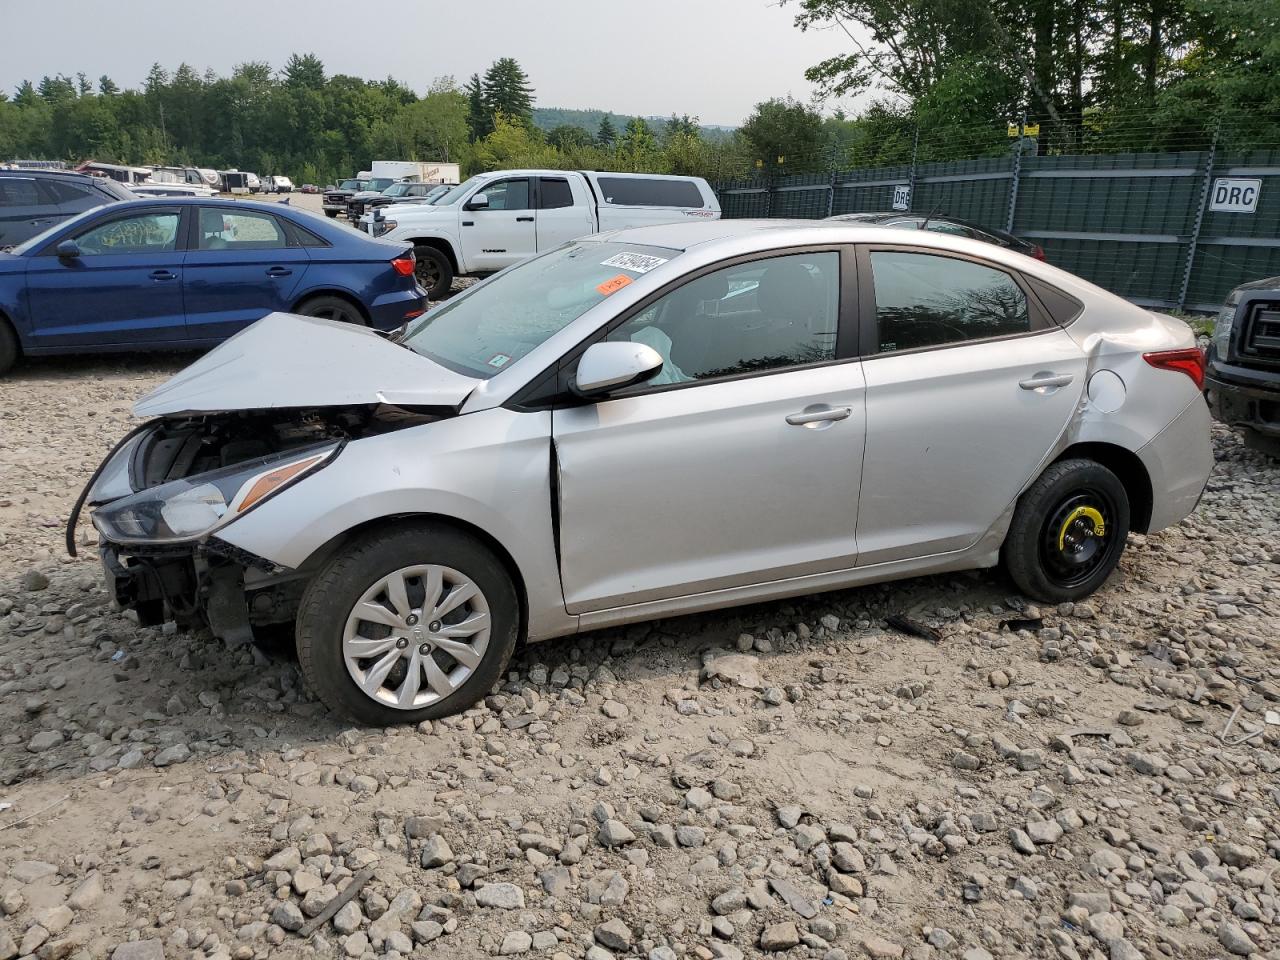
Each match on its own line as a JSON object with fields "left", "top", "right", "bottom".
{"left": 596, "top": 177, "right": 705, "bottom": 208}
{"left": 1025, "top": 276, "right": 1084, "bottom": 326}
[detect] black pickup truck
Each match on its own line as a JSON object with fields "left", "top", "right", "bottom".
{"left": 322, "top": 178, "right": 368, "bottom": 218}
{"left": 1204, "top": 276, "right": 1280, "bottom": 457}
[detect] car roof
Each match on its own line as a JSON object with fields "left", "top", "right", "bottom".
{"left": 830, "top": 210, "right": 1024, "bottom": 239}
{"left": 99, "top": 196, "right": 298, "bottom": 212}
{"left": 0, "top": 168, "right": 101, "bottom": 181}
{"left": 591, "top": 218, "right": 853, "bottom": 251}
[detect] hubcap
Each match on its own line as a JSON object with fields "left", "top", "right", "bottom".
{"left": 1040, "top": 491, "right": 1114, "bottom": 587}
{"left": 342, "top": 564, "right": 491, "bottom": 710}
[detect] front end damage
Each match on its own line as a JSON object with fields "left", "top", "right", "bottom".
{"left": 70, "top": 405, "right": 441, "bottom": 646}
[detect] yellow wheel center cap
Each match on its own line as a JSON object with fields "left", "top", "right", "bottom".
{"left": 1058, "top": 506, "right": 1105, "bottom": 551}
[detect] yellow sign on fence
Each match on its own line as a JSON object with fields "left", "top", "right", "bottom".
{"left": 1008, "top": 122, "right": 1041, "bottom": 137}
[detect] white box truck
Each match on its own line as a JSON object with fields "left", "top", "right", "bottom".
{"left": 370, "top": 161, "right": 460, "bottom": 184}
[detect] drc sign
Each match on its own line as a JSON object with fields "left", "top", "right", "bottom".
{"left": 1209, "top": 178, "right": 1261, "bottom": 214}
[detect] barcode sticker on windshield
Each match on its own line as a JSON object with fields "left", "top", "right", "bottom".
{"left": 601, "top": 252, "right": 669, "bottom": 274}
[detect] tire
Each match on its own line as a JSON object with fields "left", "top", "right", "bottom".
{"left": 296, "top": 523, "right": 519, "bottom": 725}
{"left": 0, "top": 320, "right": 19, "bottom": 376}
{"left": 295, "top": 295, "right": 365, "bottom": 326}
{"left": 1242, "top": 428, "right": 1280, "bottom": 460}
{"left": 324, "top": 210, "right": 339, "bottom": 218}
{"left": 413, "top": 245, "right": 453, "bottom": 300}
{"left": 1002, "top": 457, "right": 1130, "bottom": 602}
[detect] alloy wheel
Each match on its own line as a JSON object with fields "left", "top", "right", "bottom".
{"left": 342, "top": 564, "right": 491, "bottom": 710}
{"left": 415, "top": 258, "right": 441, "bottom": 292}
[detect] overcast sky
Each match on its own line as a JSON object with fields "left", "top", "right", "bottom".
{"left": 0, "top": 0, "right": 862, "bottom": 125}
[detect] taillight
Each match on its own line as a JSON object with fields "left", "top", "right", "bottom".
{"left": 391, "top": 253, "right": 415, "bottom": 277}
{"left": 1143, "top": 348, "right": 1205, "bottom": 389}
{"left": 1031, "top": 244, "right": 1046, "bottom": 261}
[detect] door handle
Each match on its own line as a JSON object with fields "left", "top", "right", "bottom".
{"left": 516, "top": 216, "right": 535, "bottom": 222}
{"left": 786, "top": 406, "right": 852, "bottom": 426}
{"left": 266, "top": 266, "right": 292, "bottom": 277}
{"left": 149, "top": 270, "right": 177, "bottom": 281}
{"left": 462, "top": 221, "right": 475, "bottom": 227}
{"left": 1018, "top": 373, "right": 1074, "bottom": 391}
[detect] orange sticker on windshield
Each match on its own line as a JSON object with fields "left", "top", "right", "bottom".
{"left": 596, "top": 274, "right": 633, "bottom": 296}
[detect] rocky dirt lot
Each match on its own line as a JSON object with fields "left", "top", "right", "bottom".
{"left": 1, "top": 356, "right": 1278, "bottom": 960}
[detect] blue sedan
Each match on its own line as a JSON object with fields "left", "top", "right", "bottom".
{"left": 0, "top": 198, "right": 426, "bottom": 374}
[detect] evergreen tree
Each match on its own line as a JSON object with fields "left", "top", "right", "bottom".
{"left": 596, "top": 114, "right": 617, "bottom": 146}
{"left": 465, "top": 73, "right": 491, "bottom": 141}
{"left": 663, "top": 114, "right": 701, "bottom": 140}
{"left": 13, "top": 81, "right": 38, "bottom": 107}
{"left": 282, "top": 53, "right": 326, "bottom": 90}
{"left": 98, "top": 75, "right": 119, "bottom": 96}
{"left": 38, "top": 75, "right": 77, "bottom": 103}
{"left": 481, "top": 58, "right": 534, "bottom": 128}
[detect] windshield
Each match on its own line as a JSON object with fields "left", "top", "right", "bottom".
{"left": 366, "top": 178, "right": 394, "bottom": 192}
{"left": 338, "top": 179, "right": 364, "bottom": 191}
{"left": 384, "top": 183, "right": 410, "bottom": 197}
{"left": 403, "top": 241, "right": 678, "bottom": 379}
{"left": 432, "top": 175, "right": 486, "bottom": 207}
{"left": 425, "top": 185, "right": 451, "bottom": 203}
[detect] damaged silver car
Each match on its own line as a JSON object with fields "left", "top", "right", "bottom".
{"left": 72, "top": 221, "right": 1213, "bottom": 725}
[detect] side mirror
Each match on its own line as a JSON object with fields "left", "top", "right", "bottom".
{"left": 572, "top": 341, "right": 664, "bottom": 398}
{"left": 465, "top": 192, "right": 490, "bottom": 211}
{"left": 56, "top": 239, "right": 81, "bottom": 260}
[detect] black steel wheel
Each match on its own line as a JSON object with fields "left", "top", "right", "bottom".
{"left": 1003, "top": 458, "right": 1130, "bottom": 601}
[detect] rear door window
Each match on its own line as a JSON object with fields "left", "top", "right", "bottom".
{"left": 539, "top": 178, "right": 574, "bottom": 209}
{"left": 869, "top": 250, "right": 1031, "bottom": 353}
{"left": 43, "top": 180, "right": 93, "bottom": 205}
{"left": 595, "top": 177, "right": 705, "bottom": 208}
{"left": 0, "top": 178, "right": 40, "bottom": 207}
{"left": 197, "top": 209, "right": 288, "bottom": 250}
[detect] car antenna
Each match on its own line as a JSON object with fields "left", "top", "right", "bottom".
{"left": 919, "top": 202, "right": 943, "bottom": 231}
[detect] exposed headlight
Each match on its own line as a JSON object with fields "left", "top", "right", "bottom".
{"left": 1212, "top": 304, "right": 1235, "bottom": 358}
{"left": 92, "top": 443, "right": 338, "bottom": 544}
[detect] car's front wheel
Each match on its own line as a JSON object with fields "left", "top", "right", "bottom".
{"left": 324, "top": 210, "right": 339, "bottom": 218}
{"left": 1002, "top": 458, "right": 1130, "bottom": 602}
{"left": 296, "top": 523, "right": 519, "bottom": 725}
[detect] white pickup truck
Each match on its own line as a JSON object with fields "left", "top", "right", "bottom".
{"left": 359, "top": 169, "right": 720, "bottom": 298}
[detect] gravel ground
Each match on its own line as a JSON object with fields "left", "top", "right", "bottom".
{"left": 1, "top": 348, "right": 1278, "bottom": 960}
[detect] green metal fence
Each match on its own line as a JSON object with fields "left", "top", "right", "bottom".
{"left": 713, "top": 148, "right": 1280, "bottom": 311}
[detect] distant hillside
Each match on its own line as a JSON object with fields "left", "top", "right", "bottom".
{"left": 532, "top": 107, "right": 736, "bottom": 142}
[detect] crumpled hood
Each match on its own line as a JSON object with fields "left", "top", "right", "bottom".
{"left": 133, "top": 312, "right": 480, "bottom": 417}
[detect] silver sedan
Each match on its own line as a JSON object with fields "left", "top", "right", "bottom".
{"left": 76, "top": 220, "right": 1213, "bottom": 724}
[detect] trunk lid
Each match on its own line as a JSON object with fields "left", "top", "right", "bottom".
{"left": 134, "top": 312, "right": 480, "bottom": 417}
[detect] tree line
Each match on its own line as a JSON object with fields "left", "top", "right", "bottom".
{"left": 0, "top": 55, "right": 764, "bottom": 185}
{"left": 3, "top": 0, "right": 1277, "bottom": 190}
